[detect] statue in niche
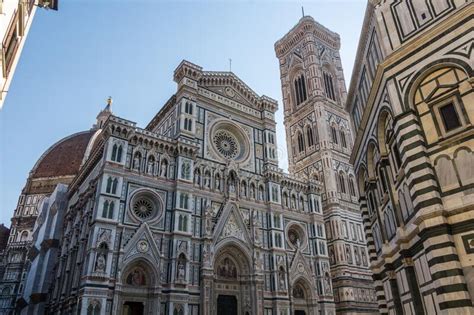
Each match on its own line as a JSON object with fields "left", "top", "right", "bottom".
{"left": 95, "top": 253, "right": 106, "bottom": 272}
{"left": 215, "top": 176, "right": 221, "bottom": 191}
{"left": 324, "top": 272, "right": 331, "bottom": 294}
{"left": 133, "top": 154, "right": 140, "bottom": 171}
{"left": 278, "top": 268, "right": 285, "bottom": 290}
{"left": 147, "top": 159, "right": 154, "bottom": 174}
{"left": 177, "top": 259, "right": 186, "bottom": 280}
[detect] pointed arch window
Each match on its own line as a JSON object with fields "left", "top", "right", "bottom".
{"left": 106, "top": 177, "right": 118, "bottom": 194}
{"left": 297, "top": 132, "right": 304, "bottom": 153}
{"left": 338, "top": 173, "right": 346, "bottom": 194}
{"left": 331, "top": 126, "right": 338, "bottom": 144}
{"left": 178, "top": 214, "right": 188, "bottom": 232}
{"left": 348, "top": 177, "right": 356, "bottom": 196}
{"left": 294, "top": 74, "right": 308, "bottom": 106}
{"left": 306, "top": 127, "right": 314, "bottom": 146}
{"left": 323, "top": 72, "right": 336, "bottom": 101}
{"left": 340, "top": 131, "right": 347, "bottom": 148}
{"left": 102, "top": 200, "right": 114, "bottom": 219}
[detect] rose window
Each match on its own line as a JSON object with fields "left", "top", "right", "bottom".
{"left": 209, "top": 121, "right": 250, "bottom": 162}
{"left": 213, "top": 130, "right": 239, "bottom": 159}
{"left": 133, "top": 198, "right": 153, "bottom": 219}
{"left": 129, "top": 190, "right": 162, "bottom": 222}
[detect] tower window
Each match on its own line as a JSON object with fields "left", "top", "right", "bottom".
{"left": 323, "top": 72, "right": 336, "bottom": 101}
{"left": 297, "top": 132, "right": 304, "bottom": 153}
{"left": 331, "top": 126, "right": 338, "bottom": 144}
{"left": 340, "top": 131, "right": 347, "bottom": 148}
{"left": 439, "top": 103, "right": 461, "bottom": 132}
{"left": 306, "top": 127, "right": 314, "bottom": 146}
{"left": 294, "top": 74, "right": 307, "bottom": 106}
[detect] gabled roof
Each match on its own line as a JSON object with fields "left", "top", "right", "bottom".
{"left": 174, "top": 60, "right": 278, "bottom": 112}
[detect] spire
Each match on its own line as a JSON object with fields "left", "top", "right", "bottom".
{"left": 95, "top": 96, "right": 114, "bottom": 129}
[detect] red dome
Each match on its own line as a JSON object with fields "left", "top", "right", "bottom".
{"left": 31, "top": 130, "right": 96, "bottom": 179}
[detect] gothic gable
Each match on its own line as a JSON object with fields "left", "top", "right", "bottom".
{"left": 213, "top": 202, "right": 252, "bottom": 246}
{"left": 199, "top": 73, "right": 261, "bottom": 109}
{"left": 289, "top": 250, "right": 314, "bottom": 284}
{"left": 122, "top": 223, "right": 161, "bottom": 266}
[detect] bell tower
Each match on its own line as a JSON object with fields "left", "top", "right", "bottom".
{"left": 275, "top": 16, "right": 378, "bottom": 313}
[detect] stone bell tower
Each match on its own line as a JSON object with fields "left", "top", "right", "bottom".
{"left": 275, "top": 16, "right": 378, "bottom": 314}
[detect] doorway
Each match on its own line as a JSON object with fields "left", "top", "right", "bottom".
{"left": 295, "top": 311, "right": 306, "bottom": 315}
{"left": 217, "top": 295, "right": 237, "bottom": 315}
{"left": 123, "top": 301, "right": 144, "bottom": 315}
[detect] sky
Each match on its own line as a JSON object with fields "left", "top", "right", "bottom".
{"left": 0, "top": 0, "right": 366, "bottom": 227}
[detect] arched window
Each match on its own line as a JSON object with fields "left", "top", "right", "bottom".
{"left": 323, "top": 71, "right": 336, "bottom": 101}
{"left": 299, "top": 196, "right": 305, "bottom": 211}
{"left": 184, "top": 102, "right": 193, "bottom": 115}
{"left": 348, "top": 177, "right": 356, "bottom": 196}
{"left": 179, "top": 193, "right": 189, "bottom": 209}
{"left": 368, "top": 192, "right": 376, "bottom": 216}
{"left": 106, "top": 177, "right": 113, "bottom": 193}
{"left": 241, "top": 181, "right": 247, "bottom": 197}
{"left": 294, "top": 74, "right": 307, "bottom": 105}
{"left": 87, "top": 301, "right": 101, "bottom": 315}
{"left": 297, "top": 132, "right": 304, "bottom": 153}
{"left": 306, "top": 126, "right": 314, "bottom": 146}
{"left": 338, "top": 173, "right": 346, "bottom": 194}
{"left": 184, "top": 118, "right": 192, "bottom": 131}
{"left": 116, "top": 145, "right": 123, "bottom": 162}
{"left": 112, "top": 178, "right": 118, "bottom": 194}
{"left": 111, "top": 144, "right": 118, "bottom": 161}
{"left": 102, "top": 200, "right": 114, "bottom": 219}
{"left": 384, "top": 208, "right": 397, "bottom": 239}
{"left": 181, "top": 161, "right": 191, "bottom": 180}
{"left": 331, "top": 126, "right": 338, "bottom": 144}
{"left": 378, "top": 167, "right": 388, "bottom": 194}
{"left": 340, "top": 130, "right": 347, "bottom": 148}
{"left": 178, "top": 215, "right": 188, "bottom": 232}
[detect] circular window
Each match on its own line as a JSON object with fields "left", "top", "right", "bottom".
{"left": 286, "top": 224, "right": 307, "bottom": 250}
{"left": 129, "top": 190, "right": 162, "bottom": 222}
{"left": 213, "top": 130, "right": 239, "bottom": 159}
{"left": 209, "top": 121, "right": 250, "bottom": 162}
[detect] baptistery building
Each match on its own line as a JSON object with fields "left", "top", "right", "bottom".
{"left": 346, "top": 0, "right": 474, "bottom": 314}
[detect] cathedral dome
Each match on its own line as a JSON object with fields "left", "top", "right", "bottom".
{"left": 30, "top": 130, "right": 98, "bottom": 179}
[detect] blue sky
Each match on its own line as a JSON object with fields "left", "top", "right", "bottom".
{"left": 0, "top": 0, "right": 366, "bottom": 226}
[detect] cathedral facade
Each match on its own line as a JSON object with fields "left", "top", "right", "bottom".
{"left": 346, "top": 0, "right": 474, "bottom": 314}
{"left": 1, "top": 55, "right": 355, "bottom": 314}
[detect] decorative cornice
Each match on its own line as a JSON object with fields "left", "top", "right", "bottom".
{"left": 275, "top": 15, "right": 340, "bottom": 58}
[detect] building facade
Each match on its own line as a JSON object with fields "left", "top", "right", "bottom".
{"left": 346, "top": 0, "right": 474, "bottom": 314}
{"left": 2, "top": 59, "right": 340, "bottom": 315}
{"left": 275, "top": 16, "right": 378, "bottom": 314}
{"left": 0, "top": 0, "right": 57, "bottom": 109}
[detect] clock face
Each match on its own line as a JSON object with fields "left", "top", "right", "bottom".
{"left": 137, "top": 240, "right": 149, "bottom": 253}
